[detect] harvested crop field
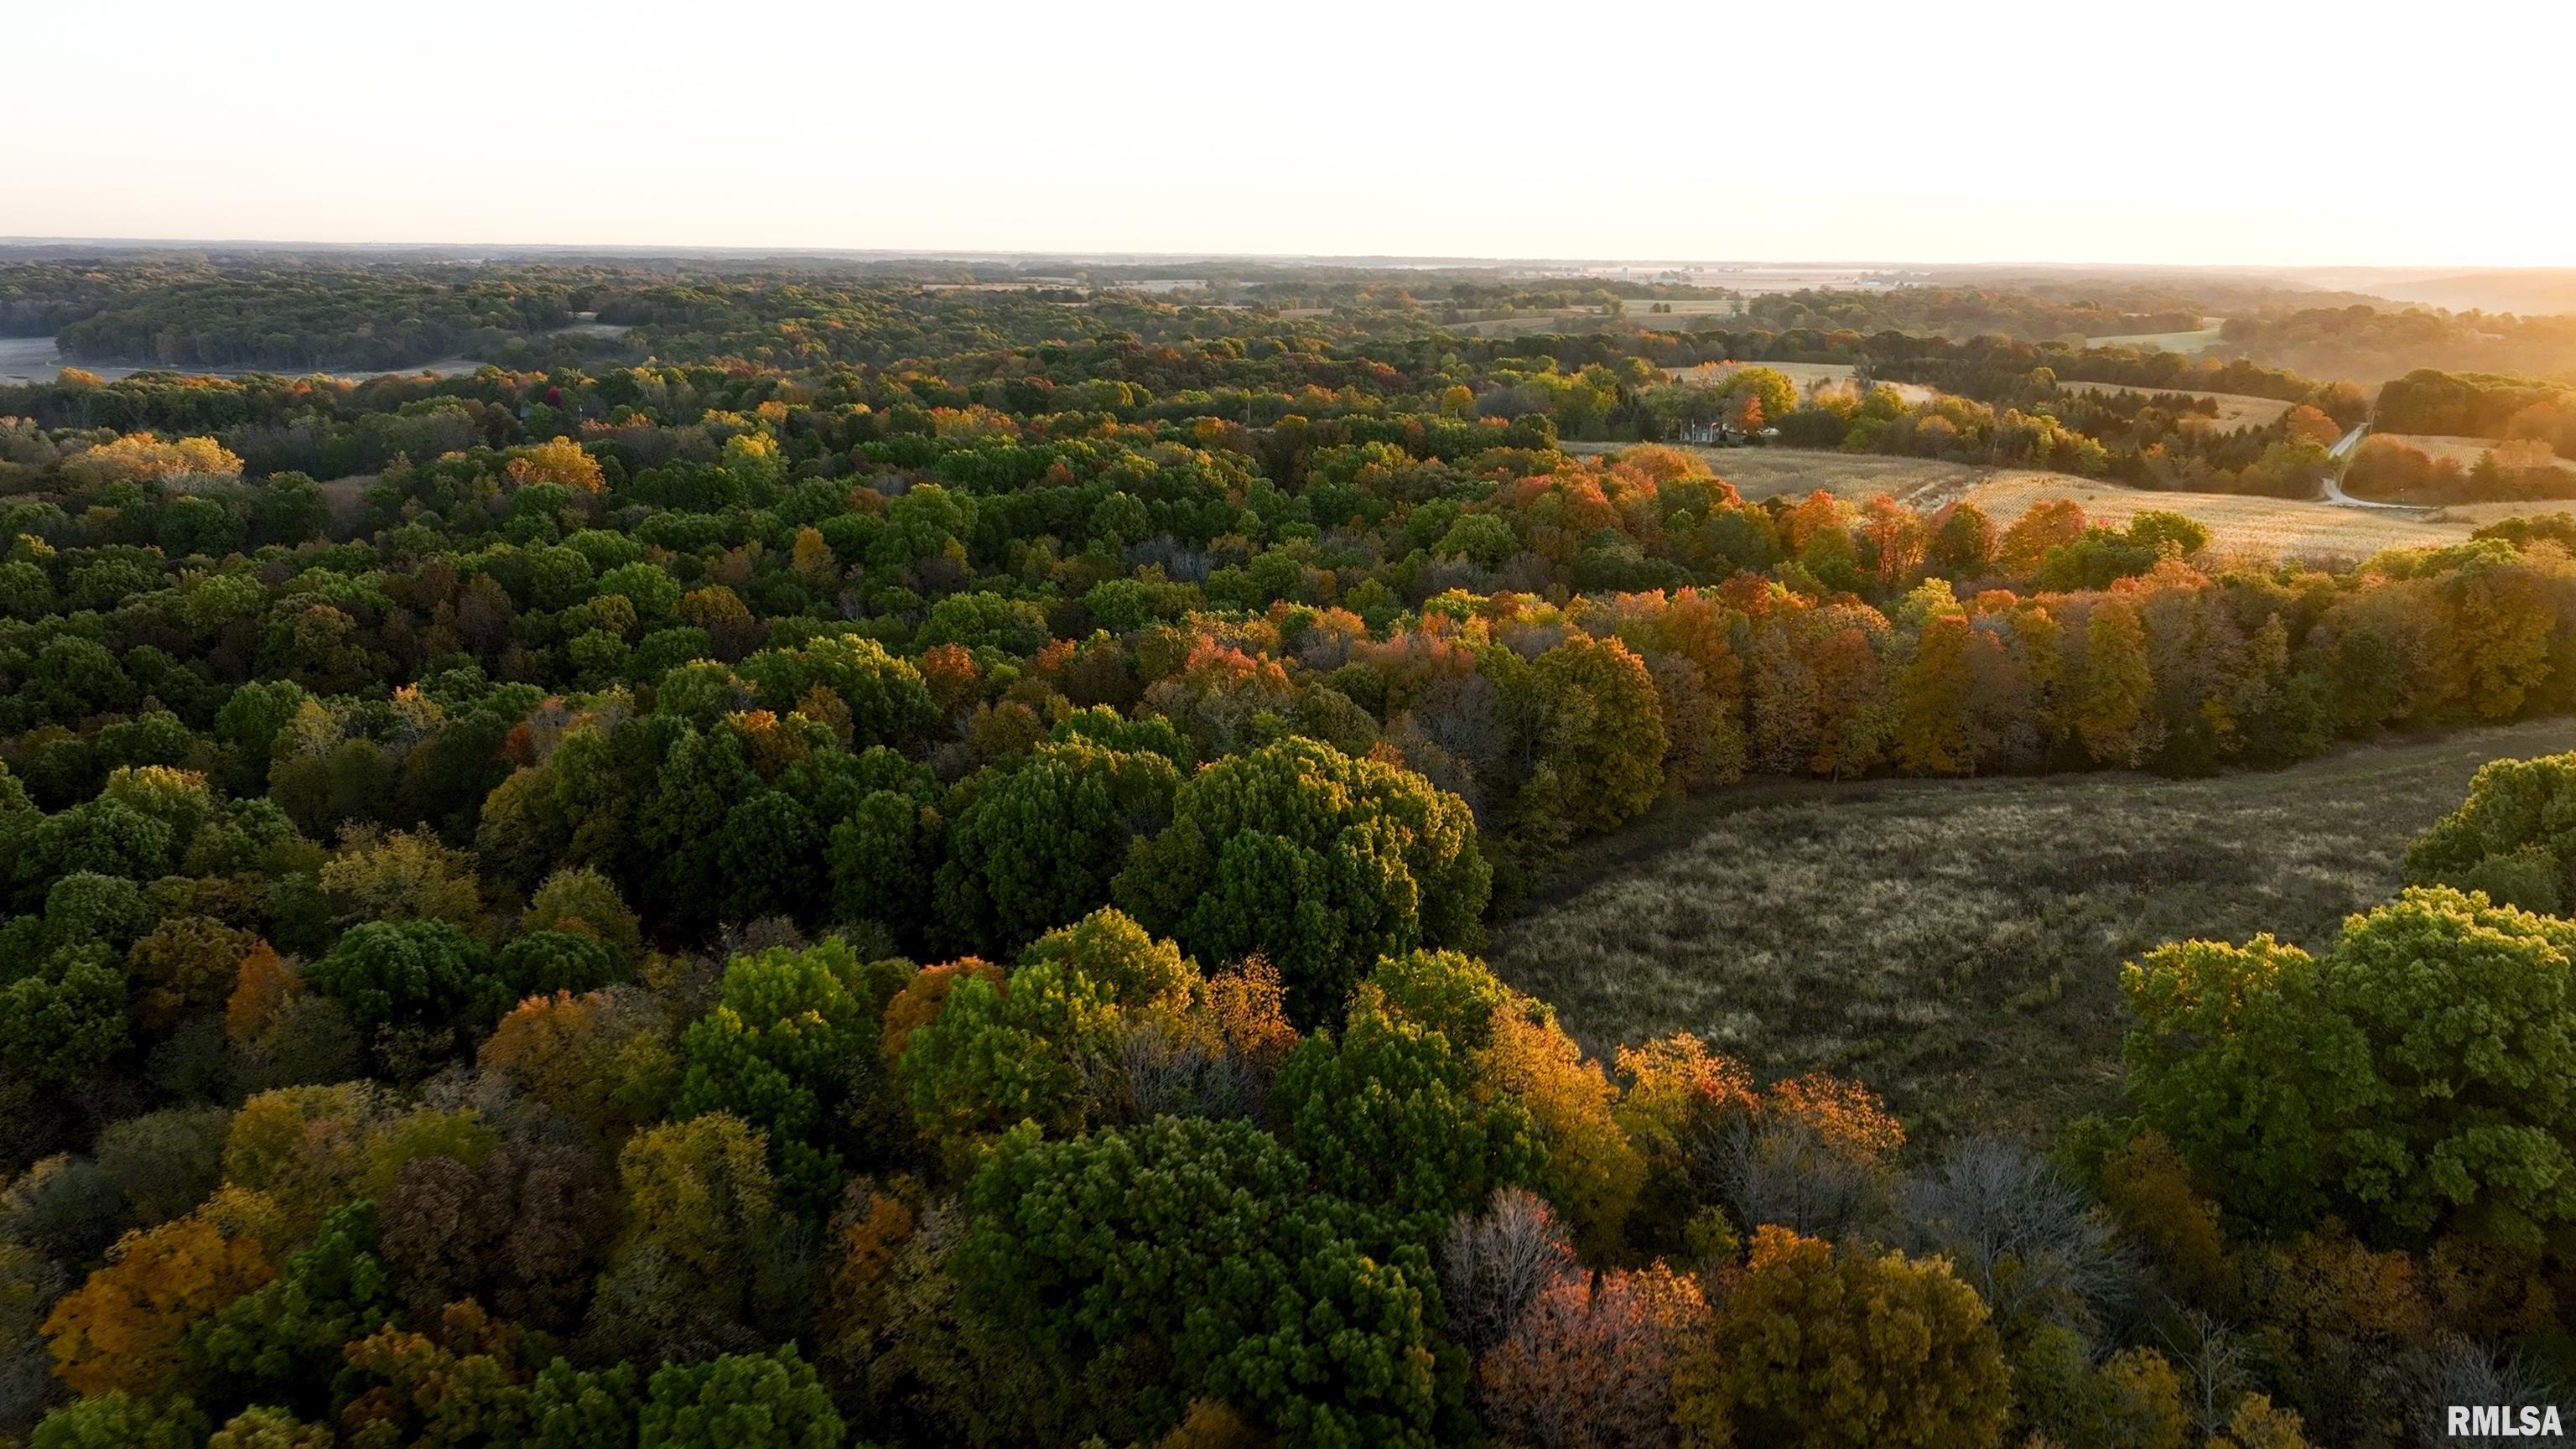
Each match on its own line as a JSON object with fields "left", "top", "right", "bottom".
{"left": 1490, "top": 717, "right": 2576, "bottom": 1142}
{"left": 1959, "top": 475, "right": 2474, "bottom": 560}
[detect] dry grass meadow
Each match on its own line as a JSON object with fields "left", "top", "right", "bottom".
{"left": 1566, "top": 444, "right": 2067, "bottom": 507}
{"left": 2054, "top": 379, "right": 2292, "bottom": 429}
{"left": 1666, "top": 360, "right": 1940, "bottom": 406}
{"left": 2085, "top": 325, "right": 2226, "bottom": 351}
{"left": 1957, "top": 474, "right": 2476, "bottom": 561}
{"left": 2384, "top": 433, "right": 2576, "bottom": 480}
{"left": 1490, "top": 717, "right": 2576, "bottom": 1142}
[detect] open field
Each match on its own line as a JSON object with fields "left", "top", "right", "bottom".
{"left": 1567, "top": 444, "right": 2501, "bottom": 555}
{"left": 1667, "top": 359, "right": 1939, "bottom": 405}
{"left": 1563, "top": 444, "right": 2069, "bottom": 507}
{"left": 1959, "top": 474, "right": 2475, "bottom": 558}
{"left": 2383, "top": 432, "right": 2576, "bottom": 479}
{"left": 1443, "top": 309, "right": 1614, "bottom": 337}
{"left": 2054, "top": 378, "right": 2291, "bottom": 429}
{"left": 1491, "top": 716, "right": 2576, "bottom": 1142}
{"left": 2086, "top": 325, "right": 2225, "bottom": 351}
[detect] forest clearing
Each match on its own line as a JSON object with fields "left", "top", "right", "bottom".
{"left": 1492, "top": 715, "right": 2576, "bottom": 1140}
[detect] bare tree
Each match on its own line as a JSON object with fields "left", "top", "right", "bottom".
{"left": 1695, "top": 1115, "right": 1889, "bottom": 1243}
{"left": 2415, "top": 1333, "right": 2565, "bottom": 1449}
{"left": 1898, "top": 1135, "right": 2130, "bottom": 1338}
{"left": 1440, "top": 1187, "right": 1577, "bottom": 1353}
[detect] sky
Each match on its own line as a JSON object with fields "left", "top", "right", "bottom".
{"left": 8, "top": 0, "right": 2570, "bottom": 268}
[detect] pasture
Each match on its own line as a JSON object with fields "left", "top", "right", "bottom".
{"left": 1491, "top": 716, "right": 2576, "bottom": 1140}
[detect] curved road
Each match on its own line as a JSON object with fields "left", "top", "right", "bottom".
{"left": 2320, "top": 417, "right": 2433, "bottom": 513}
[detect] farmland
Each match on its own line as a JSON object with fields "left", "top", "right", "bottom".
{"left": 1490, "top": 715, "right": 2576, "bottom": 1140}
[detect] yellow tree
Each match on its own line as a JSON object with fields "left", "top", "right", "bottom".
{"left": 2075, "top": 597, "right": 2156, "bottom": 766}
{"left": 1890, "top": 615, "right": 1975, "bottom": 775}
{"left": 43, "top": 1215, "right": 273, "bottom": 1396}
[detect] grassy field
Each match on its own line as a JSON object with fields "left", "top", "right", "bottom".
{"left": 1958, "top": 474, "right": 2474, "bottom": 560}
{"left": 1563, "top": 444, "right": 2081, "bottom": 507}
{"left": 2085, "top": 325, "right": 2225, "bottom": 351}
{"left": 2384, "top": 433, "right": 2576, "bottom": 480}
{"left": 1666, "top": 360, "right": 1939, "bottom": 406}
{"left": 2054, "top": 379, "right": 2291, "bottom": 429}
{"left": 1490, "top": 717, "right": 2576, "bottom": 1143}
{"left": 1564, "top": 445, "right": 2498, "bottom": 557}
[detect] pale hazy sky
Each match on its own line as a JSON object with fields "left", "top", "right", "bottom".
{"left": 9, "top": 0, "right": 2570, "bottom": 267}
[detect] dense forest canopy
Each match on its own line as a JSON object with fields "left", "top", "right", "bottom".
{"left": 3, "top": 252, "right": 2576, "bottom": 1449}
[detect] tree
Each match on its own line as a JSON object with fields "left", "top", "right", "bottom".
{"left": 1524, "top": 635, "right": 1669, "bottom": 836}
{"left": 2075, "top": 596, "right": 2156, "bottom": 766}
{"left": 379, "top": 1140, "right": 616, "bottom": 1332}
{"left": 898, "top": 952, "right": 1123, "bottom": 1153}
{"left": 1477, "top": 1264, "right": 1706, "bottom": 1449}
{"left": 1927, "top": 502, "right": 1996, "bottom": 577}
{"left": 301, "top": 918, "right": 506, "bottom": 1065}
{"left": 43, "top": 1213, "right": 274, "bottom": 1397}
{"left": 1890, "top": 615, "right": 1976, "bottom": 775}
{"left": 127, "top": 916, "right": 257, "bottom": 1033}
{"left": 523, "top": 865, "right": 644, "bottom": 962}
{"left": 1273, "top": 989, "right": 1545, "bottom": 1217}
{"left": 609, "top": 1113, "right": 782, "bottom": 1321}
{"left": 675, "top": 940, "right": 880, "bottom": 1213}
{"left": 933, "top": 740, "right": 1181, "bottom": 955}
{"left": 29, "top": 1392, "right": 209, "bottom": 1449}
{"left": 1, "top": 944, "right": 127, "bottom": 1083}
{"left": 179, "top": 1199, "right": 394, "bottom": 1417}
{"left": 958, "top": 1117, "right": 1455, "bottom": 1446}
{"left": 640, "top": 1344, "right": 844, "bottom": 1449}
{"left": 479, "top": 987, "right": 679, "bottom": 1140}
{"left": 1671, "top": 1227, "right": 2010, "bottom": 1449}
{"left": 1116, "top": 738, "right": 1489, "bottom": 1025}
{"left": 2404, "top": 750, "right": 2576, "bottom": 912}
{"left": 2126, "top": 887, "right": 2576, "bottom": 1243}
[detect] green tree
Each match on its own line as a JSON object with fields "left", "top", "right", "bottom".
{"left": 2126, "top": 886, "right": 2576, "bottom": 1242}
{"left": 959, "top": 1117, "right": 1455, "bottom": 1446}
{"left": 180, "top": 1200, "right": 394, "bottom": 1418}
{"left": 1116, "top": 737, "right": 1489, "bottom": 1025}
{"left": 673, "top": 941, "right": 878, "bottom": 1213}
{"left": 1273, "top": 989, "right": 1545, "bottom": 1217}
{"left": 302, "top": 918, "right": 506, "bottom": 1062}
{"left": 640, "top": 1344, "right": 844, "bottom": 1449}
{"left": 1, "top": 943, "right": 127, "bottom": 1083}
{"left": 933, "top": 740, "right": 1181, "bottom": 955}
{"left": 2404, "top": 750, "right": 2576, "bottom": 912}
{"left": 30, "top": 1393, "right": 208, "bottom": 1449}
{"left": 1524, "top": 634, "right": 1669, "bottom": 836}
